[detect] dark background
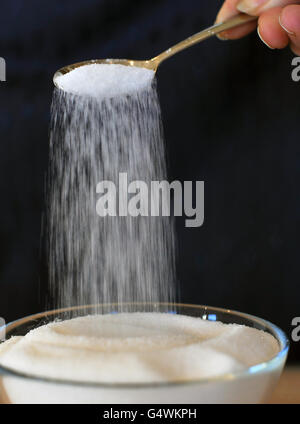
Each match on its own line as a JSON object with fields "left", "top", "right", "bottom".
{"left": 0, "top": 0, "right": 299, "bottom": 362}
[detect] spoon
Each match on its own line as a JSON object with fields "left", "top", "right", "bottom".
{"left": 54, "top": 13, "right": 257, "bottom": 85}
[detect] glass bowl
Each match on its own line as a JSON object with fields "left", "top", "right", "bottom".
{"left": 0, "top": 303, "right": 289, "bottom": 404}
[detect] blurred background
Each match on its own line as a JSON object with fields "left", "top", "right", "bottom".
{"left": 0, "top": 0, "right": 299, "bottom": 363}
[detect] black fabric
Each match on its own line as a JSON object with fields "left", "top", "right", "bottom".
{"left": 0, "top": 0, "right": 299, "bottom": 361}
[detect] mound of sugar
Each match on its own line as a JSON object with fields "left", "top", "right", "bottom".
{"left": 0, "top": 313, "right": 279, "bottom": 384}
{"left": 55, "top": 64, "right": 155, "bottom": 98}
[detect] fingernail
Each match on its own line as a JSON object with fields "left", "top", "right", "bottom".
{"left": 217, "top": 32, "right": 229, "bottom": 40}
{"left": 279, "top": 14, "right": 296, "bottom": 36}
{"left": 237, "top": 0, "right": 268, "bottom": 14}
{"left": 257, "top": 26, "right": 274, "bottom": 49}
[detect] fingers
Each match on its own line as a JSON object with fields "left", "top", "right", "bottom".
{"left": 279, "top": 5, "right": 300, "bottom": 54}
{"left": 237, "top": 0, "right": 298, "bottom": 15}
{"left": 216, "top": 0, "right": 300, "bottom": 41}
{"left": 257, "top": 7, "right": 289, "bottom": 49}
{"left": 216, "top": 0, "right": 243, "bottom": 22}
{"left": 216, "top": 0, "right": 257, "bottom": 39}
{"left": 255, "top": 5, "right": 300, "bottom": 53}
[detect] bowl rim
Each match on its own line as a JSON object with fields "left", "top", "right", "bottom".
{"left": 0, "top": 303, "right": 289, "bottom": 388}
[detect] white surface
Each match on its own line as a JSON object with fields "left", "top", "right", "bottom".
{"left": 0, "top": 313, "right": 279, "bottom": 384}
{"left": 0, "top": 369, "right": 283, "bottom": 404}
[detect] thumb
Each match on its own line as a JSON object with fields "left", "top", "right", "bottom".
{"left": 237, "top": 0, "right": 300, "bottom": 15}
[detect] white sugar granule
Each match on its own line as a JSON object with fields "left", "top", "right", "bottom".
{"left": 0, "top": 313, "right": 280, "bottom": 384}
{"left": 55, "top": 63, "right": 155, "bottom": 98}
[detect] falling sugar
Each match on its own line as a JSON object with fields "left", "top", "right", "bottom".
{"left": 46, "top": 64, "right": 177, "bottom": 311}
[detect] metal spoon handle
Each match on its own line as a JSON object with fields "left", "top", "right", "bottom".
{"left": 152, "top": 13, "right": 257, "bottom": 67}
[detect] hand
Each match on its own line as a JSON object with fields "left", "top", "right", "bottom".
{"left": 216, "top": 0, "right": 300, "bottom": 55}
